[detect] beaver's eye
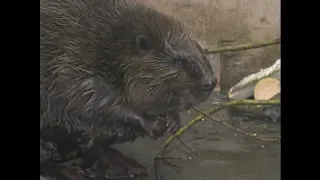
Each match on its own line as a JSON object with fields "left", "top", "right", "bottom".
{"left": 176, "top": 60, "right": 183, "bottom": 67}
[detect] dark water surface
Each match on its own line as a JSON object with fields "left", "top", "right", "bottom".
{"left": 112, "top": 91, "right": 280, "bottom": 180}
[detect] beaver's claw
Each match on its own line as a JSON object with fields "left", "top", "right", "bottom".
{"left": 165, "top": 112, "right": 181, "bottom": 134}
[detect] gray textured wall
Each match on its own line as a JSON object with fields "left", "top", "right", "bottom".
{"left": 141, "top": 0, "right": 281, "bottom": 90}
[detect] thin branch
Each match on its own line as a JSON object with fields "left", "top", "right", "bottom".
{"left": 154, "top": 99, "right": 280, "bottom": 180}
{"left": 192, "top": 107, "right": 280, "bottom": 142}
{"left": 162, "top": 99, "right": 280, "bottom": 151}
{"left": 203, "top": 38, "right": 280, "bottom": 54}
{"left": 164, "top": 161, "right": 181, "bottom": 169}
{"left": 154, "top": 156, "right": 184, "bottom": 160}
{"left": 177, "top": 137, "right": 200, "bottom": 155}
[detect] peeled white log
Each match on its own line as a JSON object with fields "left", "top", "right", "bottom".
{"left": 254, "top": 77, "right": 280, "bottom": 100}
{"left": 228, "top": 59, "right": 280, "bottom": 100}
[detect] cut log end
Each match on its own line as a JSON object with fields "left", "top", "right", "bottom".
{"left": 254, "top": 77, "right": 280, "bottom": 100}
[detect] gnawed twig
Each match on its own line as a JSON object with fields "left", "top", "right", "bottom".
{"left": 192, "top": 107, "right": 280, "bottom": 142}
{"left": 154, "top": 156, "right": 184, "bottom": 160}
{"left": 154, "top": 99, "right": 280, "bottom": 180}
{"left": 177, "top": 137, "right": 200, "bottom": 155}
{"left": 203, "top": 38, "right": 280, "bottom": 54}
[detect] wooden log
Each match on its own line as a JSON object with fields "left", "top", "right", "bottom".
{"left": 254, "top": 77, "right": 280, "bottom": 100}
{"left": 228, "top": 59, "right": 280, "bottom": 100}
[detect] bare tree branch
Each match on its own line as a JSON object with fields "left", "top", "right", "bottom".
{"left": 203, "top": 38, "right": 280, "bottom": 54}
{"left": 154, "top": 99, "right": 280, "bottom": 180}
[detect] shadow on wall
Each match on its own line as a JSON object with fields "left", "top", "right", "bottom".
{"left": 139, "top": 0, "right": 281, "bottom": 90}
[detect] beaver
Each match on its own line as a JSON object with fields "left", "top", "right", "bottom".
{"left": 40, "top": 0, "right": 217, "bottom": 179}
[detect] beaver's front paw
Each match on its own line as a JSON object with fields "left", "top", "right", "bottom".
{"left": 141, "top": 113, "right": 181, "bottom": 139}
{"left": 142, "top": 118, "right": 167, "bottom": 139}
{"left": 141, "top": 115, "right": 167, "bottom": 139}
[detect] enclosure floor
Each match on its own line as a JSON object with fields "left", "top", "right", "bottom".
{"left": 113, "top": 91, "right": 280, "bottom": 180}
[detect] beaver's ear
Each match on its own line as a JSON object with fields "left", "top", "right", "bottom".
{"left": 136, "top": 35, "right": 152, "bottom": 54}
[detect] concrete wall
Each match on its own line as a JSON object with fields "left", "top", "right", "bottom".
{"left": 140, "top": 0, "right": 281, "bottom": 90}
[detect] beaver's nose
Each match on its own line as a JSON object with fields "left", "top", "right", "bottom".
{"left": 200, "top": 76, "right": 217, "bottom": 92}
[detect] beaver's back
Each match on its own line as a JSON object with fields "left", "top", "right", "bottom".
{"left": 40, "top": 0, "right": 137, "bottom": 109}
{"left": 40, "top": 0, "right": 201, "bottom": 137}
{"left": 40, "top": 0, "right": 181, "bottom": 68}
{"left": 40, "top": 0, "right": 115, "bottom": 65}
{"left": 40, "top": 0, "right": 148, "bottom": 60}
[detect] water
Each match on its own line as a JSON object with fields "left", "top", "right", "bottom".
{"left": 112, "top": 91, "right": 281, "bottom": 180}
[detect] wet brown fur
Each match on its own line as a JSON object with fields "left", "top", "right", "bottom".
{"left": 40, "top": 0, "right": 216, "bottom": 178}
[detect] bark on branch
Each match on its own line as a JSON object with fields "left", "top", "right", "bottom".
{"left": 203, "top": 38, "right": 280, "bottom": 54}
{"left": 154, "top": 99, "right": 280, "bottom": 180}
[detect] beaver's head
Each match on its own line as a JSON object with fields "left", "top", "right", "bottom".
{"left": 124, "top": 36, "right": 217, "bottom": 114}
{"left": 100, "top": 4, "right": 217, "bottom": 115}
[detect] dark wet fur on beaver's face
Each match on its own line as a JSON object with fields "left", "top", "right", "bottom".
{"left": 40, "top": 0, "right": 216, "bottom": 129}
{"left": 87, "top": 0, "right": 217, "bottom": 114}
{"left": 124, "top": 36, "right": 217, "bottom": 115}
{"left": 110, "top": 5, "right": 217, "bottom": 115}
